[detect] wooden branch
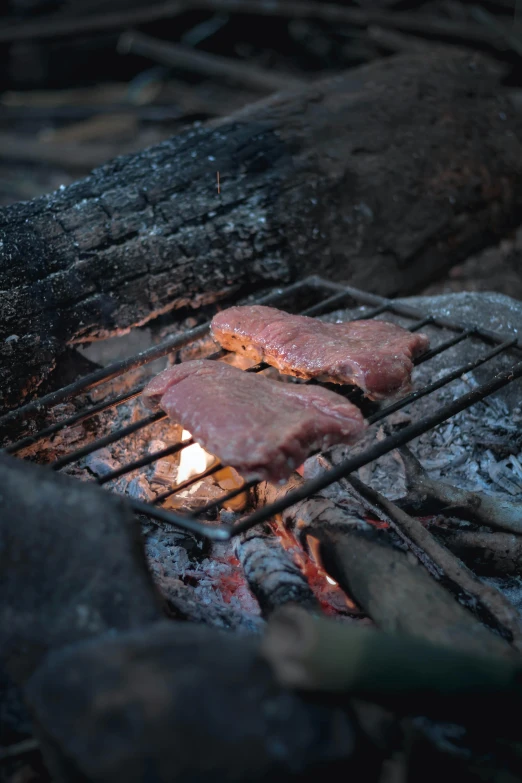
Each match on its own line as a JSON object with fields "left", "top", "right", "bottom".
{"left": 0, "top": 0, "right": 509, "bottom": 49}
{"left": 256, "top": 477, "right": 514, "bottom": 658}
{"left": 234, "top": 523, "right": 320, "bottom": 616}
{"left": 435, "top": 528, "right": 522, "bottom": 576}
{"left": 0, "top": 132, "right": 120, "bottom": 170}
{"left": 344, "top": 472, "right": 522, "bottom": 651}
{"left": 1, "top": 51, "right": 522, "bottom": 412}
{"left": 118, "top": 31, "right": 306, "bottom": 93}
{"left": 398, "top": 446, "right": 522, "bottom": 534}
{"left": 0, "top": 1, "right": 185, "bottom": 43}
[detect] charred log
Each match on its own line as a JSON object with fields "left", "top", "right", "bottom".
{"left": 434, "top": 528, "right": 522, "bottom": 577}
{"left": 256, "top": 478, "right": 513, "bottom": 658}
{"left": 2, "top": 50, "right": 522, "bottom": 410}
{"left": 234, "top": 523, "right": 320, "bottom": 616}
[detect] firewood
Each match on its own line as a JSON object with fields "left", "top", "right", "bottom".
{"left": 234, "top": 523, "right": 320, "bottom": 615}
{"left": 435, "top": 528, "right": 522, "bottom": 577}
{"left": 1, "top": 50, "right": 522, "bottom": 412}
{"left": 397, "top": 445, "right": 522, "bottom": 535}
{"left": 255, "top": 477, "right": 514, "bottom": 658}
{"left": 342, "top": 471, "right": 522, "bottom": 650}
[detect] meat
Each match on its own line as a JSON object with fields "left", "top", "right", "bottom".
{"left": 211, "top": 306, "right": 430, "bottom": 400}
{"left": 142, "top": 360, "right": 367, "bottom": 483}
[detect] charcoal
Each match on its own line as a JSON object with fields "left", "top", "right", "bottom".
{"left": 24, "top": 622, "right": 384, "bottom": 783}
{"left": 235, "top": 523, "right": 320, "bottom": 616}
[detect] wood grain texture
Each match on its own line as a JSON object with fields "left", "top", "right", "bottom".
{"left": 2, "top": 50, "right": 521, "bottom": 411}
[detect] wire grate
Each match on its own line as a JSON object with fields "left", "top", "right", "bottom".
{"left": 1, "top": 275, "right": 521, "bottom": 542}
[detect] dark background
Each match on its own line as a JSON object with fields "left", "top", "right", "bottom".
{"left": 2, "top": 0, "right": 522, "bottom": 295}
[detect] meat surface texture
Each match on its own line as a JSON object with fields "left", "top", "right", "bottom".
{"left": 143, "top": 360, "right": 367, "bottom": 483}
{"left": 211, "top": 306, "right": 430, "bottom": 400}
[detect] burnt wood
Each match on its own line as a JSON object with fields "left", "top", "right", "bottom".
{"left": 235, "top": 523, "right": 320, "bottom": 615}
{"left": 256, "top": 479, "right": 513, "bottom": 658}
{"left": 2, "top": 50, "right": 522, "bottom": 411}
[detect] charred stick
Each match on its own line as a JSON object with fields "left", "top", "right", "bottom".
{"left": 398, "top": 445, "right": 522, "bottom": 535}
{"left": 0, "top": 132, "right": 119, "bottom": 171}
{"left": 262, "top": 606, "right": 522, "bottom": 730}
{"left": 256, "top": 477, "right": 512, "bottom": 658}
{"left": 342, "top": 470, "right": 522, "bottom": 651}
{"left": 433, "top": 528, "right": 522, "bottom": 577}
{"left": 0, "top": 739, "right": 40, "bottom": 762}
{"left": 0, "top": 1, "right": 185, "bottom": 43}
{"left": 119, "top": 31, "right": 305, "bottom": 94}
{"left": 234, "top": 523, "right": 320, "bottom": 616}
{"left": 0, "top": 0, "right": 505, "bottom": 48}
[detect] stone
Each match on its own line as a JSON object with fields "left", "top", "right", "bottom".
{"left": 25, "top": 621, "right": 385, "bottom": 783}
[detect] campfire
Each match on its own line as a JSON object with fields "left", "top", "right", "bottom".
{"left": 2, "top": 275, "right": 522, "bottom": 781}
{"left": 3, "top": 274, "right": 522, "bottom": 616}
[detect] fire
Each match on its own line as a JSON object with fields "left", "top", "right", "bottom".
{"left": 176, "top": 431, "right": 247, "bottom": 510}
{"left": 177, "top": 430, "right": 216, "bottom": 484}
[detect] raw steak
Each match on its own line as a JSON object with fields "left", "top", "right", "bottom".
{"left": 211, "top": 306, "right": 430, "bottom": 400}
{"left": 143, "top": 360, "right": 366, "bottom": 483}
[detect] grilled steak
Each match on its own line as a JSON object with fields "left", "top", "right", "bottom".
{"left": 143, "top": 360, "right": 366, "bottom": 483}
{"left": 211, "top": 306, "right": 430, "bottom": 400}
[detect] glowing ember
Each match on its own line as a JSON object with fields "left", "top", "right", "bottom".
{"left": 326, "top": 575, "right": 337, "bottom": 586}
{"left": 177, "top": 430, "right": 216, "bottom": 484}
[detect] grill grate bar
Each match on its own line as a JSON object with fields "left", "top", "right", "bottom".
{"left": 367, "top": 337, "right": 517, "bottom": 425}
{"left": 49, "top": 411, "right": 167, "bottom": 470}
{"left": 5, "top": 349, "right": 228, "bottom": 457}
{"left": 350, "top": 303, "right": 390, "bottom": 322}
{"left": 4, "top": 384, "right": 147, "bottom": 456}
{"left": 0, "top": 323, "right": 210, "bottom": 433}
{"left": 414, "top": 329, "right": 474, "bottom": 366}
{"left": 97, "top": 439, "right": 194, "bottom": 486}
{"left": 129, "top": 497, "right": 231, "bottom": 540}
{"left": 299, "top": 290, "right": 354, "bottom": 317}
{"left": 228, "top": 359, "right": 522, "bottom": 538}
{"left": 408, "top": 316, "right": 433, "bottom": 331}
{"left": 196, "top": 479, "right": 257, "bottom": 515}
{"left": 153, "top": 462, "right": 223, "bottom": 504}
{"left": 0, "top": 278, "right": 314, "bottom": 434}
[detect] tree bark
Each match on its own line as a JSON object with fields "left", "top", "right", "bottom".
{"left": 1, "top": 49, "right": 522, "bottom": 411}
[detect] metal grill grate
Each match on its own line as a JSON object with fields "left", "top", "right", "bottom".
{"left": 2, "top": 275, "right": 522, "bottom": 541}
